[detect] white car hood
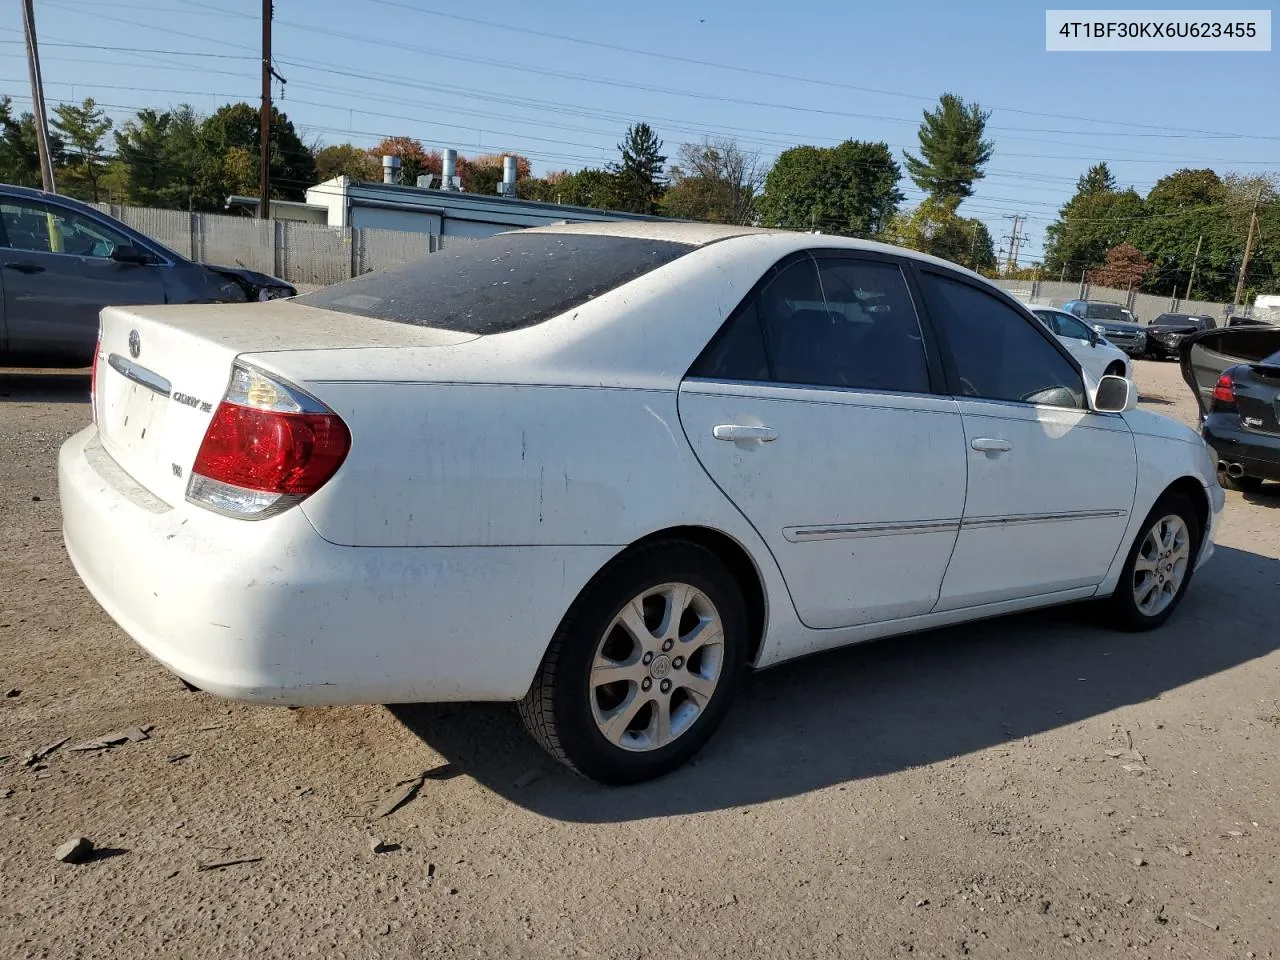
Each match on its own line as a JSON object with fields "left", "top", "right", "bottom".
{"left": 1121, "top": 408, "right": 1203, "bottom": 447}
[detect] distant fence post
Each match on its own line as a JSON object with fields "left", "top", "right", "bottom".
{"left": 189, "top": 213, "right": 201, "bottom": 262}
{"left": 272, "top": 219, "right": 284, "bottom": 280}
{"left": 349, "top": 227, "right": 360, "bottom": 278}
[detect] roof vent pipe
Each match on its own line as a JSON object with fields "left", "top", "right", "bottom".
{"left": 382, "top": 155, "right": 401, "bottom": 184}
{"left": 442, "top": 148, "right": 458, "bottom": 190}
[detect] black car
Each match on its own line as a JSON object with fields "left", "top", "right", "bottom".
{"left": 0, "top": 184, "right": 296, "bottom": 367}
{"left": 1180, "top": 326, "right": 1280, "bottom": 492}
{"left": 1144, "top": 312, "right": 1215, "bottom": 360}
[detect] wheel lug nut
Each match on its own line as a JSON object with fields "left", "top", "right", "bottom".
{"left": 673, "top": 657, "right": 684, "bottom": 669}
{"left": 661, "top": 640, "right": 673, "bottom": 652}
{"left": 660, "top": 679, "right": 671, "bottom": 694}
{"left": 642, "top": 678, "right": 652, "bottom": 691}
{"left": 642, "top": 652, "right": 653, "bottom": 665}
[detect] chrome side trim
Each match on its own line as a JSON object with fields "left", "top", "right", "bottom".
{"left": 784, "top": 519, "right": 961, "bottom": 542}
{"left": 961, "top": 509, "right": 1128, "bottom": 530}
{"left": 107, "top": 354, "right": 172, "bottom": 398}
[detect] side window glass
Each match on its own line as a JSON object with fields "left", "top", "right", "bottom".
{"left": 1059, "top": 314, "right": 1092, "bottom": 340}
{"left": 0, "top": 201, "right": 54, "bottom": 253}
{"left": 921, "top": 273, "right": 1085, "bottom": 409}
{"left": 52, "top": 210, "right": 132, "bottom": 259}
{"left": 809, "top": 258, "right": 930, "bottom": 393}
{"left": 688, "top": 298, "right": 769, "bottom": 381}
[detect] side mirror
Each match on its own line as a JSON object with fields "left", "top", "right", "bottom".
{"left": 110, "top": 243, "right": 152, "bottom": 265}
{"left": 1093, "top": 374, "right": 1137, "bottom": 413}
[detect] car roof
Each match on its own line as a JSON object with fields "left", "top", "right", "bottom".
{"left": 523, "top": 220, "right": 997, "bottom": 284}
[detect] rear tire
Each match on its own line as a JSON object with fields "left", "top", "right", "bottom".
{"left": 1104, "top": 492, "right": 1201, "bottom": 632}
{"left": 518, "top": 540, "right": 748, "bottom": 785}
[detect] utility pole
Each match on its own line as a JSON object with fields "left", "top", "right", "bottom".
{"left": 258, "top": 0, "right": 272, "bottom": 220}
{"left": 1000, "top": 214, "right": 1026, "bottom": 275}
{"left": 1185, "top": 233, "right": 1202, "bottom": 301}
{"left": 21, "top": 0, "right": 55, "bottom": 192}
{"left": 968, "top": 220, "right": 980, "bottom": 269}
{"left": 1233, "top": 185, "right": 1265, "bottom": 311}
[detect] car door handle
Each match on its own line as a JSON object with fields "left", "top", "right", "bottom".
{"left": 713, "top": 424, "right": 778, "bottom": 443}
{"left": 4, "top": 261, "right": 45, "bottom": 274}
{"left": 970, "top": 437, "right": 1012, "bottom": 453}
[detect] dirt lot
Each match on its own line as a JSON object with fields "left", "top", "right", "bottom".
{"left": 1, "top": 360, "right": 1277, "bottom": 960}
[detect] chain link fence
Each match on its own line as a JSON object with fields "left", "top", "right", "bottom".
{"left": 994, "top": 278, "right": 1245, "bottom": 324}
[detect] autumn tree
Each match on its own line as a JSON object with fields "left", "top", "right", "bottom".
{"left": 758, "top": 140, "right": 903, "bottom": 237}
{"left": 315, "top": 143, "right": 379, "bottom": 182}
{"left": 662, "top": 138, "right": 765, "bottom": 224}
{"left": 903, "top": 93, "right": 994, "bottom": 205}
{"left": 1089, "top": 243, "right": 1153, "bottom": 289}
{"left": 610, "top": 123, "right": 666, "bottom": 213}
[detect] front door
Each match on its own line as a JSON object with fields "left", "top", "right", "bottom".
{"left": 0, "top": 197, "right": 167, "bottom": 364}
{"left": 678, "top": 252, "right": 968, "bottom": 631}
{"left": 915, "top": 269, "right": 1138, "bottom": 610}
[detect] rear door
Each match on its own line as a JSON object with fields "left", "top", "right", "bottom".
{"left": 678, "top": 251, "right": 968, "bottom": 632}
{"left": 0, "top": 197, "right": 167, "bottom": 364}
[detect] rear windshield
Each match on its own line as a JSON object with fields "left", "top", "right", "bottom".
{"left": 1152, "top": 314, "right": 1194, "bottom": 326}
{"left": 1085, "top": 303, "right": 1132, "bottom": 322}
{"left": 294, "top": 232, "right": 692, "bottom": 334}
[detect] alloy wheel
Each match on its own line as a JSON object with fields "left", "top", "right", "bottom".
{"left": 1132, "top": 514, "right": 1191, "bottom": 617}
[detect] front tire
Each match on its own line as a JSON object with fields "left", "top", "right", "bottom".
{"left": 1105, "top": 493, "right": 1201, "bottom": 631}
{"left": 518, "top": 541, "right": 748, "bottom": 785}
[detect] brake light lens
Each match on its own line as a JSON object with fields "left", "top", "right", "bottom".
{"left": 1211, "top": 372, "right": 1236, "bottom": 408}
{"left": 186, "top": 364, "right": 350, "bottom": 519}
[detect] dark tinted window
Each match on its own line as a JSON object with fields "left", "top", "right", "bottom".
{"left": 921, "top": 273, "right": 1084, "bottom": 409}
{"left": 1152, "top": 313, "right": 1194, "bottom": 326}
{"left": 294, "top": 232, "right": 691, "bottom": 334}
{"left": 1055, "top": 312, "right": 1094, "bottom": 340}
{"left": 691, "top": 256, "right": 931, "bottom": 394}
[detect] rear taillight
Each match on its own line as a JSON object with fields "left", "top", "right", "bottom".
{"left": 90, "top": 333, "right": 101, "bottom": 424}
{"left": 1211, "top": 372, "right": 1236, "bottom": 409}
{"left": 186, "top": 364, "right": 350, "bottom": 519}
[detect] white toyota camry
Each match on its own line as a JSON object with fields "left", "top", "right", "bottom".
{"left": 60, "top": 222, "right": 1224, "bottom": 784}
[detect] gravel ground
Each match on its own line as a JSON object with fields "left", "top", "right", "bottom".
{"left": 1, "top": 359, "right": 1278, "bottom": 960}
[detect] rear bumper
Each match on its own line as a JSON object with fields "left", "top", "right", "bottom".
{"left": 1202, "top": 418, "right": 1280, "bottom": 481}
{"left": 58, "top": 426, "right": 616, "bottom": 705}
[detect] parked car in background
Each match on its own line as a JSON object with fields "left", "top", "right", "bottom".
{"left": 1145, "top": 313, "right": 1216, "bottom": 360}
{"left": 1179, "top": 324, "right": 1280, "bottom": 492}
{"left": 1031, "top": 307, "right": 1133, "bottom": 382}
{"left": 0, "top": 184, "right": 296, "bottom": 367}
{"left": 1062, "top": 300, "right": 1147, "bottom": 357}
{"left": 60, "top": 222, "right": 1223, "bottom": 784}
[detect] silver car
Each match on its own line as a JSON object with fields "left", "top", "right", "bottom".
{"left": 0, "top": 185, "right": 295, "bottom": 367}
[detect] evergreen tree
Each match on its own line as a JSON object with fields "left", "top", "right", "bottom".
{"left": 51, "top": 98, "right": 113, "bottom": 202}
{"left": 610, "top": 123, "right": 667, "bottom": 214}
{"left": 903, "top": 93, "right": 994, "bottom": 205}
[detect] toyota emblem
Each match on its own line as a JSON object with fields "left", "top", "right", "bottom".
{"left": 128, "top": 329, "right": 140, "bottom": 359}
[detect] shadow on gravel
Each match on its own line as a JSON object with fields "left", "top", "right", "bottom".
{"left": 0, "top": 371, "right": 90, "bottom": 404}
{"left": 391, "top": 543, "right": 1279, "bottom": 821}
{"left": 1242, "top": 485, "right": 1280, "bottom": 508}
{"left": 1137, "top": 393, "right": 1175, "bottom": 406}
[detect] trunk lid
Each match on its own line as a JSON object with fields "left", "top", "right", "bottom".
{"left": 93, "top": 301, "right": 477, "bottom": 507}
{"left": 1234, "top": 361, "right": 1280, "bottom": 436}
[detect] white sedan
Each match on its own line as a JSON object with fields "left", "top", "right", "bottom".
{"left": 60, "top": 223, "right": 1223, "bottom": 784}
{"left": 1029, "top": 306, "right": 1134, "bottom": 383}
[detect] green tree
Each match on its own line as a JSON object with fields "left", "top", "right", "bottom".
{"left": 51, "top": 98, "right": 113, "bottom": 201}
{"left": 200, "top": 103, "right": 316, "bottom": 204}
{"left": 661, "top": 138, "right": 765, "bottom": 224}
{"left": 610, "top": 122, "right": 666, "bottom": 214}
{"left": 541, "top": 168, "right": 617, "bottom": 209}
{"left": 1129, "top": 168, "right": 1233, "bottom": 299}
{"left": 163, "top": 104, "right": 219, "bottom": 210}
{"left": 884, "top": 197, "right": 996, "bottom": 270}
{"left": 903, "top": 93, "right": 994, "bottom": 205}
{"left": 114, "top": 108, "right": 175, "bottom": 206}
{"left": 0, "top": 96, "right": 65, "bottom": 189}
{"left": 314, "top": 143, "right": 379, "bottom": 182}
{"left": 758, "top": 140, "right": 903, "bottom": 237}
{"left": 1042, "top": 168, "right": 1145, "bottom": 281}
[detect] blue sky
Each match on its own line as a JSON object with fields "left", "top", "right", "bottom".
{"left": 1, "top": 0, "right": 1276, "bottom": 262}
